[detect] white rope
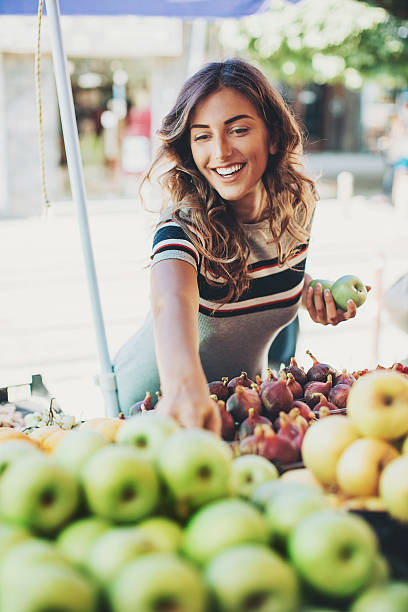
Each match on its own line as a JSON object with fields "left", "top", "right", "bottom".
{"left": 35, "top": 0, "right": 50, "bottom": 215}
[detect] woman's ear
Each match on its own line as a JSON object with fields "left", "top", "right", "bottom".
{"left": 269, "top": 141, "right": 277, "bottom": 155}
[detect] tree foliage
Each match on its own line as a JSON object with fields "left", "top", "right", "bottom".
{"left": 219, "top": 0, "right": 408, "bottom": 88}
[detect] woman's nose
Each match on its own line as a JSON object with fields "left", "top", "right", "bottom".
{"left": 213, "top": 135, "right": 232, "bottom": 161}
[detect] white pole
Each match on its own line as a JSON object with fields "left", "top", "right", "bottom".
{"left": 45, "top": 0, "right": 119, "bottom": 417}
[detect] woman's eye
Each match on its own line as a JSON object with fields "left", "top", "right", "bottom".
{"left": 231, "top": 127, "right": 248, "bottom": 135}
{"left": 192, "top": 134, "right": 210, "bottom": 142}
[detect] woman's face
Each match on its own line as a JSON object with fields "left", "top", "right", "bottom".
{"left": 189, "top": 87, "right": 275, "bottom": 213}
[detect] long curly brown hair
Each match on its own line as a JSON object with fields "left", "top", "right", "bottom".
{"left": 141, "top": 58, "right": 317, "bottom": 303}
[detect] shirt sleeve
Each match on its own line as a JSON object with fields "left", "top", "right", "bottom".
{"left": 151, "top": 220, "right": 201, "bottom": 272}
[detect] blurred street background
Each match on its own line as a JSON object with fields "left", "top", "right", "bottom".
{"left": 0, "top": 0, "right": 407, "bottom": 419}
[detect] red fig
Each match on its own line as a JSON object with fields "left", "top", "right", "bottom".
{"left": 328, "top": 384, "right": 350, "bottom": 409}
{"left": 311, "top": 393, "right": 338, "bottom": 413}
{"left": 226, "top": 385, "right": 262, "bottom": 423}
{"left": 216, "top": 399, "right": 236, "bottom": 442}
{"left": 306, "top": 350, "right": 337, "bottom": 383}
{"left": 240, "top": 424, "right": 299, "bottom": 465}
{"left": 260, "top": 372, "right": 293, "bottom": 418}
{"left": 208, "top": 377, "right": 229, "bottom": 401}
{"left": 334, "top": 369, "right": 356, "bottom": 387}
{"left": 227, "top": 371, "right": 254, "bottom": 395}
{"left": 274, "top": 411, "right": 299, "bottom": 442}
{"left": 282, "top": 357, "right": 307, "bottom": 387}
{"left": 257, "top": 369, "right": 278, "bottom": 395}
{"left": 238, "top": 408, "right": 272, "bottom": 441}
{"left": 291, "top": 400, "right": 316, "bottom": 423}
{"left": 129, "top": 391, "right": 153, "bottom": 416}
{"left": 304, "top": 374, "right": 333, "bottom": 407}
{"left": 285, "top": 372, "right": 303, "bottom": 400}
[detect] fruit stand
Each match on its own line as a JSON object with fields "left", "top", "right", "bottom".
{"left": 1, "top": 355, "right": 408, "bottom": 611}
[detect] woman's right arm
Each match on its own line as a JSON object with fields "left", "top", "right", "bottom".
{"left": 150, "top": 258, "right": 221, "bottom": 433}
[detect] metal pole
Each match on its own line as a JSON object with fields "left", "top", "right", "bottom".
{"left": 45, "top": 0, "right": 119, "bottom": 417}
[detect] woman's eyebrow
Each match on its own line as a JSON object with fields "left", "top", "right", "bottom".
{"left": 190, "top": 114, "right": 254, "bottom": 129}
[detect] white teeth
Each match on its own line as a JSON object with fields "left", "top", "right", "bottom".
{"left": 215, "top": 164, "right": 244, "bottom": 176}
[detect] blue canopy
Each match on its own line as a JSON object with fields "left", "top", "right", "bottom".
{"left": 1, "top": 0, "right": 271, "bottom": 18}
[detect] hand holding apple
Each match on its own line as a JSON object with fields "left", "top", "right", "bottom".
{"left": 306, "top": 274, "right": 370, "bottom": 326}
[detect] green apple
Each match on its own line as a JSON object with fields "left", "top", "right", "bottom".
{"left": 1, "top": 538, "right": 68, "bottom": 585}
{"left": 351, "top": 581, "right": 408, "bottom": 612}
{"left": 81, "top": 444, "right": 160, "bottom": 523}
{"left": 0, "top": 439, "right": 42, "bottom": 482}
{"left": 205, "top": 543, "right": 300, "bottom": 612}
{"left": 57, "top": 516, "right": 111, "bottom": 568}
{"left": 182, "top": 498, "right": 269, "bottom": 565}
{"left": 0, "top": 562, "right": 98, "bottom": 612}
{"left": 251, "top": 479, "right": 316, "bottom": 509}
{"left": 0, "top": 454, "right": 79, "bottom": 535}
{"left": 309, "top": 279, "right": 334, "bottom": 305}
{"left": 229, "top": 454, "right": 279, "bottom": 498}
{"left": 336, "top": 437, "right": 399, "bottom": 497}
{"left": 53, "top": 429, "right": 108, "bottom": 476}
{"left": 0, "top": 523, "right": 32, "bottom": 568}
{"left": 137, "top": 517, "right": 183, "bottom": 552}
{"left": 347, "top": 369, "right": 408, "bottom": 440}
{"left": 301, "top": 415, "right": 360, "bottom": 486}
{"left": 379, "top": 454, "right": 408, "bottom": 522}
{"left": 157, "top": 428, "right": 232, "bottom": 517}
{"left": 116, "top": 413, "right": 180, "bottom": 462}
{"left": 85, "top": 525, "right": 169, "bottom": 583}
{"left": 108, "top": 553, "right": 206, "bottom": 612}
{"left": 331, "top": 274, "right": 367, "bottom": 310}
{"left": 264, "top": 484, "right": 330, "bottom": 550}
{"left": 288, "top": 509, "right": 378, "bottom": 599}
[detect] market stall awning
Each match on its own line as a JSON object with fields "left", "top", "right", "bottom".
{"left": 1, "top": 0, "right": 272, "bottom": 18}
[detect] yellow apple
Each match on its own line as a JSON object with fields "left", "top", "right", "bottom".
{"left": 379, "top": 454, "right": 408, "bottom": 522}
{"left": 301, "top": 415, "right": 360, "bottom": 486}
{"left": 41, "top": 429, "right": 71, "bottom": 454}
{"left": 402, "top": 436, "right": 408, "bottom": 454}
{"left": 79, "top": 417, "right": 124, "bottom": 442}
{"left": 28, "top": 425, "right": 61, "bottom": 446}
{"left": 280, "top": 468, "right": 324, "bottom": 490}
{"left": 0, "top": 428, "right": 39, "bottom": 447}
{"left": 336, "top": 438, "right": 399, "bottom": 497}
{"left": 347, "top": 369, "right": 408, "bottom": 440}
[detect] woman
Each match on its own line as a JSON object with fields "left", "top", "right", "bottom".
{"left": 113, "top": 58, "right": 360, "bottom": 431}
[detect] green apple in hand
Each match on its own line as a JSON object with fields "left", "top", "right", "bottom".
{"left": 81, "top": 444, "right": 160, "bottom": 523}
{"left": 108, "top": 553, "right": 206, "bottom": 612}
{"left": 57, "top": 516, "right": 111, "bottom": 568}
{"left": 0, "top": 455, "right": 79, "bottom": 535}
{"left": 288, "top": 509, "right": 378, "bottom": 599}
{"left": 309, "top": 279, "right": 333, "bottom": 305}
{"left": 331, "top": 275, "right": 367, "bottom": 310}
{"left": 205, "top": 544, "right": 300, "bottom": 612}
{"left": 182, "top": 498, "right": 269, "bottom": 565}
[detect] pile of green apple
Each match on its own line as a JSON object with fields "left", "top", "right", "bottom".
{"left": 302, "top": 368, "right": 408, "bottom": 522}
{"left": 0, "top": 413, "right": 407, "bottom": 612}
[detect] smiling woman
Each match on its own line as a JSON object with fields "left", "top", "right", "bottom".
{"left": 113, "top": 58, "right": 367, "bottom": 429}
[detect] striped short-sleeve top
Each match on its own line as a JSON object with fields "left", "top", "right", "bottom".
{"left": 113, "top": 217, "right": 310, "bottom": 413}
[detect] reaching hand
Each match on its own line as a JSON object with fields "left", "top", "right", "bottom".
{"left": 155, "top": 391, "right": 221, "bottom": 435}
{"left": 306, "top": 282, "right": 371, "bottom": 326}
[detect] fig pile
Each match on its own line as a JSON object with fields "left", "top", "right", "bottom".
{"left": 206, "top": 353, "right": 359, "bottom": 469}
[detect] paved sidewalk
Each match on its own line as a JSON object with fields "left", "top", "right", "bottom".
{"left": 0, "top": 194, "right": 406, "bottom": 419}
